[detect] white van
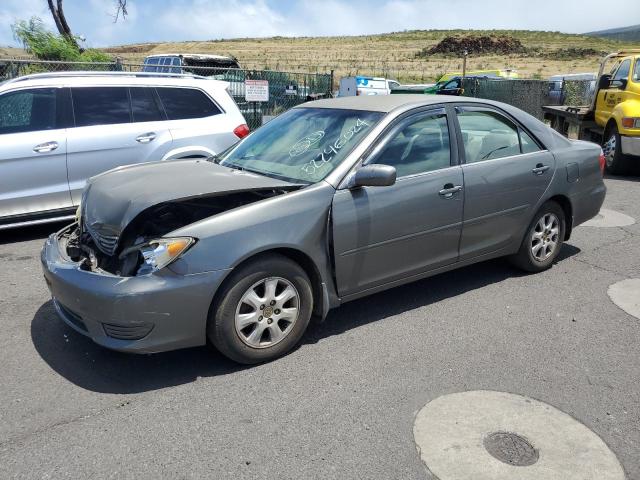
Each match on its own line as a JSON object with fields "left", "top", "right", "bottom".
{"left": 338, "top": 76, "right": 400, "bottom": 96}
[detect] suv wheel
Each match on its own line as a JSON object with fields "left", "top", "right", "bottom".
{"left": 208, "top": 254, "right": 313, "bottom": 364}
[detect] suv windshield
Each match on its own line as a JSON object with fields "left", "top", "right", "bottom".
{"left": 218, "top": 107, "right": 383, "bottom": 183}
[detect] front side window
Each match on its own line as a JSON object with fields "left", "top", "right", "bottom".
{"left": 632, "top": 58, "right": 640, "bottom": 83}
{"left": 457, "top": 108, "right": 540, "bottom": 163}
{"left": 0, "top": 88, "right": 57, "bottom": 134}
{"left": 218, "top": 107, "right": 383, "bottom": 183}
{"left": 612, "top": 59, "right": 631, "bottom": 82}
{"left": 156, "top": 88, "right": 221, "bottom": 120}
{"left": 72, "top": 87, "right": 130, "bottom": 127}
{"left": 370, "top": 110, "right": 451, "bottom": 177}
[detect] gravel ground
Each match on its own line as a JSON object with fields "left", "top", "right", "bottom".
{"left": 0, "top": 174, "right": 638, "bottom": 480}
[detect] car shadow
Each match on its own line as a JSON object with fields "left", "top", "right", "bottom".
{"left": 305, "top": 244, "right": 581, "bottom": 343}
{"left": 31, "top": 244, "right": 581, "bottom": 394}
{"left": 0, "top": 221, "right": 69, "bottom": 245}
{"left": 604, "top": 171, "right": 640, "bottom": 182}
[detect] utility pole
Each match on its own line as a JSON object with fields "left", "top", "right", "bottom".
{"left": 462, "top": 49, "right": 468, "bottom": 80}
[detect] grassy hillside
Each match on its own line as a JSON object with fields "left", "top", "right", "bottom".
{"left": 5, "top": 30, "right": 639, "bottom": 83}
{"left": 585, "top": 25, "right": 640, "bottom": 42}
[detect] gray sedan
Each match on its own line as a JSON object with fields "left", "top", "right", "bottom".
{"left": 41, "top": 95, "right": 606, "bottom": 364}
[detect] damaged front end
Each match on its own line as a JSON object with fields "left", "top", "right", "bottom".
{"left": 67, "top": 189, "right": 295, "bottom": 277}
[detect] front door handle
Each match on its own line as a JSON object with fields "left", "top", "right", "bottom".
{"left": 136, "top": 132, "right": 156, "bottom": 143}
{"left": 532, "top": 163, "right": 550, "bottom": 175}
{"left": 438, "top": 183, "right": 463, "bottom": 198}
{"left": 33, "top": 141, "right": 58, "bottom": 153}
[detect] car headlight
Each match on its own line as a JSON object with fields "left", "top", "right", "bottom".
{"left": 137, "top": 237, "right": 195, "bottom": 275}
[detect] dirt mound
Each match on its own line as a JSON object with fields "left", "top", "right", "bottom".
{"left": 420, "top": 35, "right": 527, "bottom": 56}
{"left": 102, "top": 43, "right": 158, "bottom": 54}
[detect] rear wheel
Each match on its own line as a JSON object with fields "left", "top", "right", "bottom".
{"left": 208, "top": 254, "right": 313, "bottom": 364}
{"left": 603, "top": 125, "right": 630, "bottom": 175}
{"left": 509, "top": 201, "right": 565, "bottom": 273}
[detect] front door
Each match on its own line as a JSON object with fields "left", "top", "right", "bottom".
{"left": 595, "top": 59, "right": 631, "bottom": 127}
{"left": 332, "top": 108, "right": 464, "bottom": 297}
{"left": 454, "top": 105, "right": 556, "bottom": 259}
{"left": 0, "top": 87, "right": 72, "bottom": 219}
{"left": 66, "top": 86, "right": 172, "bottom": 204}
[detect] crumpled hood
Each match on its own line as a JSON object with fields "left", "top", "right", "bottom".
{"left": 82, "top": 159, "right": 295, "bottom": 238}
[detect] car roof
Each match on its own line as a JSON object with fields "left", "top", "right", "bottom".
{"left": 299, "top": 94, "right": 495, "bottom": 112}
{"left": 297, "top": 94, "right": 572, "bottom": 152}
{"left": 145, "top": 53, "right": 236, "bottom": 61}
{"left": 0, "top": 72, "right": 229, "bottom": 92}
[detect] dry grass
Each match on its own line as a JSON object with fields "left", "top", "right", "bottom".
{"left": 6, "top": 30, "right": 640, "bottom": 83}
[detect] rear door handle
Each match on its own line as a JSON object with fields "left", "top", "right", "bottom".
{"left": 136, "top": 132, "right": 156, "bottom": 143}
{"left": 532, "top": 164, "right": 550, "bottom": 175}
{"left": 33, "top": 141, "right": 58, "bottom": 153}
{"left": 438, "top": 184, "right": 463, "bottom": 198}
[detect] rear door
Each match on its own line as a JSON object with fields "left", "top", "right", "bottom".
{"left": 454, "top": 105, "right": 555, "bottom": 259}
{"left": 332, "top": 107, "right": 464, "bottom": 296}
{"left": 0, "top": 87, "right": 72, "bottom": 219}
{"left": 155, "top": 86, "right": 238, "bottom": 154}
{"left": 66, "top": 86, "right": 173, "bottom": 204}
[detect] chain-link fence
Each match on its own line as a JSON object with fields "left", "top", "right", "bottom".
{"left": 0, "top": 59, "right": 333, "bottom": 129}
{"left": 461, "top": 77, "right": 594, "bottom": 120}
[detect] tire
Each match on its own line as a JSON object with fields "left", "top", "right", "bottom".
{"left": 208, "top": 254, "right": 313, "bottom": 364}
{"left": 509, "top": 201, "right": 565, "bottom": 273}
{"left": 603, "top": 125, "right": 630, "bottom": 175}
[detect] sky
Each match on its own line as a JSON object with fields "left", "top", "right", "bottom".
{"left": 0, "top": 0, "right": 636, "bottom": 48}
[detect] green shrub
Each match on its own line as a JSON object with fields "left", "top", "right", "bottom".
{"left": 12, "top": 17, "right": 111, "bottom": 63}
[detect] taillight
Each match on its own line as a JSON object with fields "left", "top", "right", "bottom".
{"left": 233, "top": 124, "right": 250, "bottom": 139}
{"left": 598, "top": 149, "right": 606, "bottom": 174}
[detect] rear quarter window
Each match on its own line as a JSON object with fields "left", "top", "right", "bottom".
{"left": 156, "top": 87, "right": 222, "bottom": 120}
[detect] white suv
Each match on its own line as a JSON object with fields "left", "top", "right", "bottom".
{"left": 0, "top": 71, "right": 248, "bottom": 229}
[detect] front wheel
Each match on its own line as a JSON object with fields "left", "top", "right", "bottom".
{"left": 208, "top": 254, "right": 313, "bottom": 364}
{"left": 509, "top": 201, "right": 565, "bottom": 273}
{"left": 603, "top": 126, "right": 630, "bottom": 175}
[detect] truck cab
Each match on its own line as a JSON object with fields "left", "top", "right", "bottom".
{"left": 593, "top": 50, "right": 640, "bottom": 174}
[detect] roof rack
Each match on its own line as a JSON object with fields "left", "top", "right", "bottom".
{"left": 5, "top": 70, "right": 209, "bottom": 84}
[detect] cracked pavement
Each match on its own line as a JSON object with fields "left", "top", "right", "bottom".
{"left": 0, "top": 174, "right": 639, "bottom": 479}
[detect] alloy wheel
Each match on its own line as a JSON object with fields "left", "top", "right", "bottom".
{"left": 234, "top": 277, "right": 300, "bottom": 348}
{"left": 531, "top": 213, "right": 559, "bottom": 262}
{"left": 603, "top": 133, "right": 616, "bottom": 168}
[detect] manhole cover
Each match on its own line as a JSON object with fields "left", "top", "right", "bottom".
{"left": 483, "top": 431, "right": 539, "bottom": 466}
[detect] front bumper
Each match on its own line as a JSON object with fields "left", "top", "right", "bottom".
{"left": 40, "top": 225, "right": 231, "bottom": 353}
{"left": 620, "top": 135, "right": 640, "bottom": 157}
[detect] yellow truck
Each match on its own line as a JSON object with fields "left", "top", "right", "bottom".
{"left": 543, "top": 49, "right": 640, "bottom": 174}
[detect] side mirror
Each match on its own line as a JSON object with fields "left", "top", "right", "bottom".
{"left": 609, "top": 78, "right": 628, "bottom": 90}
{"left": 350, "top": 164, "right": 396, "bottom": 188}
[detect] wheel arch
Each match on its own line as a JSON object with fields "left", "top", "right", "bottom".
{"left": 209, "top": 247, "right": 327, "bottom": 322}
{"left": 547, "top": 194, "right": 573, "bottom": 240}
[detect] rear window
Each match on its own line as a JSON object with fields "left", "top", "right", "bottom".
{"left": 72, "top": 87, "right": 130, "bottom": 127}
{"left": 156, "top": 87, "right": 222, "bottom": 120}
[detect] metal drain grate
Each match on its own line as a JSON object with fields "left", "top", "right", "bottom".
{"left": 483, "top": 431, "right": 539, "bottom": 467}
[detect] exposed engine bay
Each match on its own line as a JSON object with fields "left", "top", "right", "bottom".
{"left": 64, "top": 189, "right": 296, "bottom": 276}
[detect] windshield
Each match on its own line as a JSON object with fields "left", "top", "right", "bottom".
{"left": 218, "top": 107, "right": 383, "bottom": 183}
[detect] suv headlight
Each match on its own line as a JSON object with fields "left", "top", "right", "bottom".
{"left": 137, "top": 237, "right": 195, "bottom": 275}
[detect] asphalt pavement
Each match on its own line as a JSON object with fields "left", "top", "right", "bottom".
{"left": 0, "top": 174, "right": 639, "bottom": 479}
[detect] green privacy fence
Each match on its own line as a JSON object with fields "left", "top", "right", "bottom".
{"left": 461, "top": 77, "right": 594, "bottom": 120}
{"left": 0, "top": 58, "right": 333, "bottom": 129}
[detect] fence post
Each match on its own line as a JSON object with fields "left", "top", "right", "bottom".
{"left": 330, "top": 69, "right": 334, "bottom": 96}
